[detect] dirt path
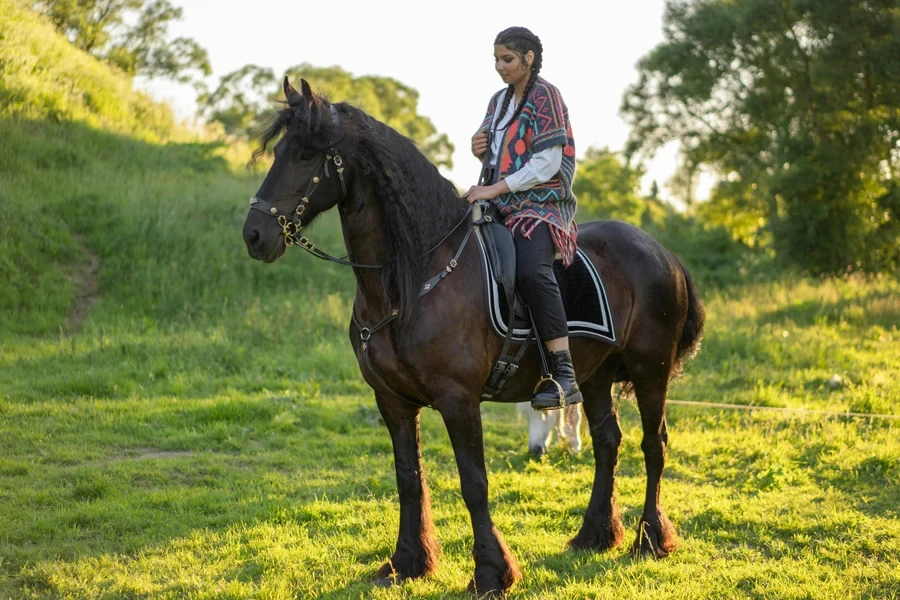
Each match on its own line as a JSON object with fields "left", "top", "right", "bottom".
{"left": 66, "top": 236, "right": 100, "bottom": 332}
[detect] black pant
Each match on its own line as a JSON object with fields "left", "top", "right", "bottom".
{"left": 513, "top": 221, "right": 568, "bottom": 341}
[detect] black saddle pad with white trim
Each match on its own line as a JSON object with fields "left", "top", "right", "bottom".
{"left": 474, "top": 228, "right": 617, "bottom": 344}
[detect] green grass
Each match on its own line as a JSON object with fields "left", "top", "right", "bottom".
{"left": 1, "top": 2, "right": 899, "bottom": 595}
{"left": 1, "top": 113, "right": 897, "bottom": 596}
{"left": 0, "top": 0, "right": 181, "bottom": 142}
{"left": 677, "top": 276, "right": 900, "bottom": 415}
{"left": 1, "top": 394, "right": 898, "bottom": 599}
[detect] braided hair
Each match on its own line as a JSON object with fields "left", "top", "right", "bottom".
{"left": 494, "top": 26, "right": 543, "bottom": 131}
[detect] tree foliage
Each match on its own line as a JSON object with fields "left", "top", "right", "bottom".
{"left": 622, "top": 0, "right": 900, "bottom": 273}
{"left": 33, "top": 0, "right": 210, "bottom": 83}
{"left": 573, "top": 147, "right": 647, "bottom": 225}
{"left": 197, "top": 63, "right": 454, "bottom": 169}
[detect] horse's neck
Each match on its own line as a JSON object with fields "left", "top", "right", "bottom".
{"left": 338, "top": 184, "right": 392, "bottom": 319}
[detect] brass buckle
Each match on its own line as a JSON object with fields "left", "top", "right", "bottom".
{"left": 278, "top": 215, "right": 299, "bottom": 246}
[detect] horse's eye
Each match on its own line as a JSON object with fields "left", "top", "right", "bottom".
{"left": 298, "top": 151, "right": 316, "bottom": 162}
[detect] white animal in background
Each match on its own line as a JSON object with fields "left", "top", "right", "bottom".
{"left": 517, "top": 402, "right": 583, "bottom": 457}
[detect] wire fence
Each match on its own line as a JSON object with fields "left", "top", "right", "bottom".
{"left": 664, "top": 399, "right": 900, "bottom": 421}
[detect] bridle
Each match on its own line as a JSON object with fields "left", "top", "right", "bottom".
{"left": 248, "top": 103, "right": 384, "bottom": 268}
{"left": 247, "top": 145, "right": 386, "bottom": 268}
{"left": 247, "top": 115, "right": 474, "bottom": 270}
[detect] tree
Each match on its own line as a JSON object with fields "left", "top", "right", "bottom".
{"left": 573, "top": 147, "right": 646, "bottom": 225}
{"left": 33, "top": 0, "right": 210, "bottom": 83}
{"left": 198, "top": 63, "right": 455, "bottom": 169}
{"left": 622, "top": 0, "right": 900, "bottom": 273}
{"left": 196, "top": 64, "right": 277, "bottom": 140}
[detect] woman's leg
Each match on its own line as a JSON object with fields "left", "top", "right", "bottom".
{"left": 513, "top": 222, "right": 582, "bottom": 409}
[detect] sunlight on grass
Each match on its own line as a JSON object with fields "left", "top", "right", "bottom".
{"left": 3, "top": 392, "right": 898, "bottom": 598}
{"left": 3, "top": 1, "right": 898, "bottom": 595}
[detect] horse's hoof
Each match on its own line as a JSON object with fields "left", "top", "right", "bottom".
{"left": 630, "top": 514, "right": 678, "bottom": 558}
{"left": 375, "top": 562, "right": 406, "bottom": 587}
{"left": 467, "top": 578, "right": 507, "bottom": 599}
{"left": 466, "top": 560, "right": 520, "bottom": 598}
{"left": 568, "top": 519, "right": 624, "bottom": 552}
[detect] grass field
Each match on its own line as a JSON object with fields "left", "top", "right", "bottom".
{"left": 2, "top": 3, "right": 899, "bottom": 596}
{"left": 1, "top": 115, "right": 899, "bottom": 598}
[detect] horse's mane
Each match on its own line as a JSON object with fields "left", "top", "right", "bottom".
{"left": 254, "top": 96, "right": 468, "bottom": 325}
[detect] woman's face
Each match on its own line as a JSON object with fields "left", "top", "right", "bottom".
{"left": 494, "top": 44, "right": 532, "bottom": 88}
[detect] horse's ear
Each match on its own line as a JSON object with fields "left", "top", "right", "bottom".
{"left": 300, "top": 78, "right": 314, "bottom": 100}
{"left": 283, "top": 76, "right": 301, "bottom": 103}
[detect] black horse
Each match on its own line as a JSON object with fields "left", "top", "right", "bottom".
{"left": 242, "top": 78, "right": 704, "bottom": 597}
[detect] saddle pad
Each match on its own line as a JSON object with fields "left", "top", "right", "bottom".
{"left": 474, "top": 229, "right": 617, "bottom": 344}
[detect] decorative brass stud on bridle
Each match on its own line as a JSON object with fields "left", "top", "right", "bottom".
{"left": 295, "top": 197, "right": 310, "bottom": 217}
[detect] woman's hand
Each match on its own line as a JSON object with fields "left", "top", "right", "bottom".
{"left": 463, "top": 180, "right": 510, "bottom": 204}
{"left": 471, "top": 130, "right": 488, "bottom": 159}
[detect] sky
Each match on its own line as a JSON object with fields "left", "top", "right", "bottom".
{"left": 140, "top": 0, "right": 700, "bottom": 200}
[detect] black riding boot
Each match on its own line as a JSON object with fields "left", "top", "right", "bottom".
{"left": 531, "top": 349, "right": 583, "bottom": 410}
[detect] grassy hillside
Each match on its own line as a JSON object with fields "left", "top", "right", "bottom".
{"left": 1, "top": 1, "right": 898, "bottom": 597}
{"left": 0, "top": 0, "right": 182, "bottom": 140}
{"left": 0, "top": 0, "right": 252, "bottom": 335}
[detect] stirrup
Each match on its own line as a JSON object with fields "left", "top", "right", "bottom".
{"left": 531, "top": 375, "right": 568, "bottom": 411}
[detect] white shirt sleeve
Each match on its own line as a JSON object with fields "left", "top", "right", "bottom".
{"left": 503, "top": 145, "right": 564, "bottom": 193}
{"left": 489, "top": 98, "right": 515, "bottom": 167}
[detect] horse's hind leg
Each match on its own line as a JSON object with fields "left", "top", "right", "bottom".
{"left": 374, "top": 393, "right": 440, "bottom": 584}
{"left": 569, "top": 362, "right": 624, "bottom": 551}
{"left": 628, "top": 359, "right": 679, "bottom": 558}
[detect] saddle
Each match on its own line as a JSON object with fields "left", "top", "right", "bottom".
{"left": 470, "top": 203, "right": 618, "bottom": 399}
{"left": 475, "top": 202, "right": 522, "bottom": 321}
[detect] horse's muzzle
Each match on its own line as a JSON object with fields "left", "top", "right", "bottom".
{"left": 243, "top": 224, "right": 284, "bottom": 263}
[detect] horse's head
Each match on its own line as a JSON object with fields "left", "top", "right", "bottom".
{"left": 243, "top": 77, "right": 348, "bottom": 263}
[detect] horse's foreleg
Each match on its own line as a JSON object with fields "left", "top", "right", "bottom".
{"left": 440, "top": 397, "right": 521, "bottom": 597}
{"left": 374, "top": 393, "right": 439, "bottom": 584}
{"left": 630, "top": 371, "right": 678, "bottom": 558}
{"left": 569, "top": 367, "right": 624, "bottom": 551}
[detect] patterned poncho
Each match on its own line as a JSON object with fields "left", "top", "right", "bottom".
{"left": 479, "top": 76, "right": 578, "bottom": 265}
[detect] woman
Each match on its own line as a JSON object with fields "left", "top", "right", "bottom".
{"left": 464, "top": 26, "right": 581, "bottom": 411}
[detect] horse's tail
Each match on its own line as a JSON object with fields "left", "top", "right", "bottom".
{"left": 613, "top": 257, "right": 705, "bottom": 393}
{"left": 673, "top": 259, "right": 705, "bottom": 374}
